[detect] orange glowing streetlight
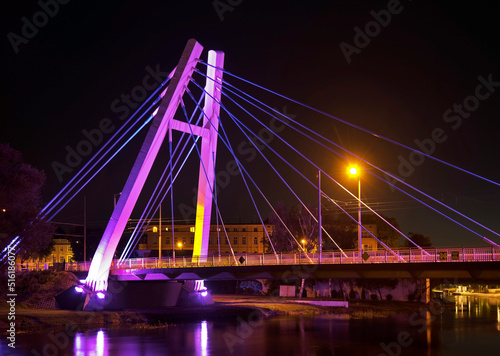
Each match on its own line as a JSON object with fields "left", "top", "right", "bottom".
{"left": 348, "top": 165, "right": 362, "bottom": 252}
{"left": 301, "top": 239, "right": 306, "bottom": 251}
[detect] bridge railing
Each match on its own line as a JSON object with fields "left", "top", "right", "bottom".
{"left": 62, "top": 246, "right": 500, "bottom": 272}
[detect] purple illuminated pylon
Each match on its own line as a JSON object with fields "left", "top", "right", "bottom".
{"left": 85, "top": 39, "right": 223, "bottom": 291}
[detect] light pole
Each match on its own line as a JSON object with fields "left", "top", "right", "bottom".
{"left": 159, "top": 204, "right": 162, "bottom": 260}
{"left": 348, "top": 166, "right": 362, "bottom": 252}
{"left": 318, "top": 169, "right": 322, "bottom": 263}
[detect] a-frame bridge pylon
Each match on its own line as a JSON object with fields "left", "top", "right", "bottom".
{"left": 85, "top": 39, "right": 224, "bottom": 292}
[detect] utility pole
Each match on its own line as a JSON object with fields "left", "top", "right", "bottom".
{"left": 84, "top": 196, "right": 87, "bottom": 262}
{"left": 159, "top": 204, "right": 162, "bottom": 259}
{"left": 318, "top": 169, "right": 322, "bottom": 264}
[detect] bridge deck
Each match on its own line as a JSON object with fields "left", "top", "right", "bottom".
{"left": 19, "top": 246, "right": 493, "bottom": 281}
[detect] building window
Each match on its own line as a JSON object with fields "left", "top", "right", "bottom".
{"left": 233, "top": 228, "right": 238, "bottom": 232}
{"left": 225, "top": 238, "right": 229, "bottom": 244}
{"left": 190, "top": 227, "right": 195, "bottom": 233}
{"left": 234, "top": 237, "right": 238, "bottom": 245}
{"left": 153, "top": 227, "right": 158, "bottom": 233}
{"left": 166, "top": 237, "right": 170, "bottom": 245}
{"left": 191, "top": 236, "right": 194, "bottom": 244}
{"left": 242, "top": 228, "right": 246, "bottom": 232}
{"left": 242, "top": 236, "right": 246, "bottom": 244}
{"left": 254, "top": 237, "right": 258, "bottom": 245}
{"left": 166, "top": 227, "right": 169, "bottom": 231}
{"left": 254, "top": 228, "right": 258, "bottom": 232}
{"left": 183, "top": 237, "right": 187, "bottom": 244}
{"left": 60, "top": 256, "right": 65, "bottom": 263}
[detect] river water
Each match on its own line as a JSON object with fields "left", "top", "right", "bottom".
{"left": 2, "top": 295, "right": 499, "bottom": 356}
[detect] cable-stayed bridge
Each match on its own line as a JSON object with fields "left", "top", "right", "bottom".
{"left": 6, "top": 39, "right": 500, "bottom": 307}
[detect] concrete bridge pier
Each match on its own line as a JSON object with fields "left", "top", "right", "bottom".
{"left": 56, "top": 279, "right": 214, "bottom": 311}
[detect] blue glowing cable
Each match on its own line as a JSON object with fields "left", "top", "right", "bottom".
{"left": 120, "top": 93, "right": 206, "bottom": 260}
{"left": 198, "top": 61, "right": 500, "bottom": 188}
{"left": 207, "top": 73, "right": 500, "bottom": 245}
{"left": 180, "top": 92, "right": 237, "bottom": 261}
{"left": 47, "top": 114, "right": 155, "bottom": 221}
{"left": 219, "top": 90, "right": 397, "bottom": 256}
{"left": 188, "top": 80, "right": 332, "bottom": 258}
{"left": 184, "top": 84, "right": 284, "bottom": 259}
{"left": 42, "top": 76, "right": 172, "bottom": 218}
{"left": 214, "top": 84, "right": 415, "bottom": 253}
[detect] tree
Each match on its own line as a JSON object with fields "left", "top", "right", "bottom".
{"left": 332, "top": 213, "right": 401, "bottom": 248}
{"left": 323, "top": 224, "right": 357, "bottom": 250}
{"left": 361, "top": 214, "right": 401, "bottom": 247}
{"left": 356, "top": 278, "right": 399, "bottom": 301}
{"left": 267, "top": 202, "right": 318, "bottom": 253}
{"left": 267, "top": 201, "right": 296, "bottom": 252}
{"left": 0, "top": 143, "right": 54, "bottom": 262}
{"left": 402, "top": 232, "right": 432, "bottom": 248}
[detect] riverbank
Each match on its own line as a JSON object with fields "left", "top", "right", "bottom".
{"left": 1, "top": 295, "right": 430, "bottom": 334}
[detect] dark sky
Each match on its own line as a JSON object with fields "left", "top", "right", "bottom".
{"left": 1, "top": 0, "right": 500, "bottom": 247}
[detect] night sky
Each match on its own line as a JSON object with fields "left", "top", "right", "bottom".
{"left": 1, "top": 0, "right": 500, "bottom": 247}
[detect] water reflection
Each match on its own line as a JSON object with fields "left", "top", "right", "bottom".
{"left": 195, "top": 320, "right": 208, "bottom": 356}
{"left": 497, "top": 300, "right": 500, "bottom": 331}
{"left": 74, "top": 329, "right": 106, "bottom": 356}
{"left": 3, "top": 296, "right": 500, "bottom": 356}
{"left": 453, "top": 294, "right": 500, "bottom": 319}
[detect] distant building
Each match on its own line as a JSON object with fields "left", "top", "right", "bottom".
{"left": 49, "top": 238, "right": 74, "bottom": 263}
{"left": 17, "top": 238, "right": 74, "bottom": 267}
{"left": 361, "top": 223, "right": 378, "bottom": 251}
{"left": 136, "top": 223, "right": 272, "bottom": 256}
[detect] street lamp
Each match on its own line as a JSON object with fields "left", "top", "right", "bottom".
{"left": 177, "top": 242, "right": 183, "bottom": 251}
{"left": 348, "top": 165, "right": 362, "bottom": 252}
{"left": 318, "top": 170, "right": 322, "bottom": 263}
{"left": 301, "top": 239, "right": 306, "bottom": 252}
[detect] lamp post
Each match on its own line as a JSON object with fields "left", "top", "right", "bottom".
{"left": 348, "top": 166, "right": 362, "bottom": 252}
{"left": 301, "top": 239, "right": 306, "bottom": 252}
{"left": 318, "top": 169, "right": 322, "bottom": 263}
{"left": 159, "top": 204, "right": 162, "bottom": 260}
